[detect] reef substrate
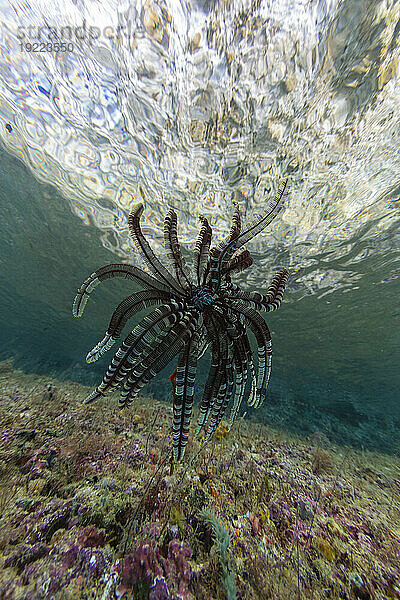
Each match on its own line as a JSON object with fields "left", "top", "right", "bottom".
{"left": 0, "top": 361, "right": 399, "bottom": 600}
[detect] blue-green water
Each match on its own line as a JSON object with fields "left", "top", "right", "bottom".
{"left": 0, "top": 148, "right": 398, "bottom": 453}
{"left": 0, "top": 0, "right": 400, "bottom": 455}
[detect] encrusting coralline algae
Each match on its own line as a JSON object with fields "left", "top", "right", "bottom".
{"left": 0, "top": 363, "right": 399, "bottom": 599}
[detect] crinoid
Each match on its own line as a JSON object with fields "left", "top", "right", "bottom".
{"left": 73, "top": 181, "right": 290, "bottom": 461}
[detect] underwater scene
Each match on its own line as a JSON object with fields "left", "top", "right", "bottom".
{"left": 0, "top": 0, "right": 399, "bottom": 598}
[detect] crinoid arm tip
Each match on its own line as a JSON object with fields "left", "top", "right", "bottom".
{"left": 130, "top": 202, "right": 144, "bottom": 218}
{"left": 83, "top": 389, "right": 104, "bottom": 404}
{"left": 72, "top": 295, "right": 84, "bottom": 318}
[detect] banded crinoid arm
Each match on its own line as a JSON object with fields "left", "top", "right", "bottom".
{"left": 195, "top": 309, "right": 235, "bottom": 435}
{"left": 211, "top": 179, "right": 289, "bottom": 291}
{"left": 202, "top": 309, "right": 249, "bottom": 432}
{"left": 128, "top": 203, "right": 186, "bottom": 296}
{"left": 213, "top": 302, "right": 257, "bottom": 406}
{"left": 228, "top": 301, "right": 273, "bottom": 409}
{"left": 72, "top": 263, "right": 175, "bottom": 318}
{"left": 164, "top": 209, "right": 193, "bottom": 291}
{"left": 238, "top": 322, "right": 257, "bottom": 406}
{"left": 220, "top": 249, "right": 253, "bottom": 279}
{"left": 200, "top": 310, "right": 248, "bottom": 435}
{"left": 172, "top": 330, "right": 199, "bottom": 461}
{"left": 222, "top": 268, "right": 289, "bottom": 311}
{"left": 226, "top": 317, "right": 254, "bottom": 430}
{"left": 197, "top": 329, "right": 210, "bottom": 360}
{"left": 83, "top": 302, "right": 185, "bottom": 404}
{"left": 204, "top": 359, "right": 234, "bottom": 442}
{"left": 85, "top": 289, "right": 176, "bottom": 363}
{"left": 194, "top": 215, "right": 212, "bottom": 286}
{"left": 195, "top": 341, "right": 219, "bottom": 435}
{"left": 203, "top": 318, "right": 237, "bottom": 441}
{"left": 207, "top": 202, "right": 242, "bottom": 289}
{"left": 261, "top": 268, "right": 290, "bottom": 311}
{"left": 197, "top": 310, "right": 252, "bottom": 435}
{"left": 120, "top": 311, "right": 199, "bottom": 407}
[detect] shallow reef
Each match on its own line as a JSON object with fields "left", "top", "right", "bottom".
{"left": 0, "top": 360, "right": 399, "bottom": 600}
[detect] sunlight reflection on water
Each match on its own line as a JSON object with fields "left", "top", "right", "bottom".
{"left": 0, "top": 0, "right": 399, "bottom": 299}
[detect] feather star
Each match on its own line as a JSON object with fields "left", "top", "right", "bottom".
{"left": 73, "top": 181, "right": 290, "bottom": 461}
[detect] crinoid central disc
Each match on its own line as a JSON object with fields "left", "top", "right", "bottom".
{"left": 191, "top": 286, "right": 216, "bottom": 310}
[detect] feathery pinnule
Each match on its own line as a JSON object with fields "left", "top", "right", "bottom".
{"left": 194, "top": 214, "right": 212, "bottom": 285}
{"left": 128, "top": 203, "right": 185, "bottom": 295}
{"left": 164, "top": 208, "right": 193, "bottom": 290}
